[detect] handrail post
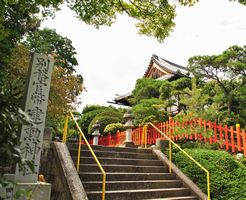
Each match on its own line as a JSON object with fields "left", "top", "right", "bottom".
{"left": 207, "top": 171, "right": 210, "bottom": 200}
{"left": 168, "top": 117, "right": 172, "bottom": 173}
{"left": 141, "top": 126, "right": 145, "bottom": 147}
{"left": 62, "top": 115, "right": 69, "bottom": 143}
{"left": 169, "top": 139, "right": 172, "bottom": 173}
{"left": 102, "top": 173, "right": 106, "bottom": 200}
{"left": 76, "top": 133, "right": 82, "bottom": 172}
{"left": 145, "top": 125, "right": 147, "bottom": 148}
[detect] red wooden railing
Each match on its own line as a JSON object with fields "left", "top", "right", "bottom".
{"left": 86, "top": 118, "right": 246, "bottom": 156}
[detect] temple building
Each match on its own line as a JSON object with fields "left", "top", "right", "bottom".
{"left": 111, "top": 54, "right": 190, "bottom": 107}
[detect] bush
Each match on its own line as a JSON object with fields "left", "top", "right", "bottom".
{"left": 104, "top": 123, "right": 124, "bottom": 134}
{"left": 79, "top": 105, "right": 123, "bottom": 135}
{"left": 78, "top": 109, "right": 103, "bottom": 134}
{"left": 173, "top": 149, "right": 246, "bottom": 200}
{"left": 88, "top": 110, "right": 124, "bottom": 135}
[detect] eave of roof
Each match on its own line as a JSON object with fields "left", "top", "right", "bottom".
{"left": 144, "top": 54, "right": 189, "bottom": 77}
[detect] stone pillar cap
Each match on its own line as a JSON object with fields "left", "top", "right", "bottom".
{"left": 92, "top": 120, "right": 100, "bottom": 129}
{"left": 92, "top": 132, "right": 100, "bottom": 136}
{"left": 123, "top": 110, "right": 134, "bottom": 119}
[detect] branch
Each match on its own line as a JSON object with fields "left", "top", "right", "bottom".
{"left": 118, "top": 0, "right": 131, "bottom": 16}
{"left": 129, "top": 0, "right": 147, "bottom": 13}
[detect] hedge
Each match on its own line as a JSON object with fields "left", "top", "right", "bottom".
{"left": 173, "top": 149, "right": 246, "bottom": 200}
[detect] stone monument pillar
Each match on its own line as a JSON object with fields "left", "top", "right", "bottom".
{"left": 92, "top": 121, "right": 100, "bottom": 145}
{"left": 9, "top": 53, "right": 53, "bottom": 200}
{"left": 122, "top": 110, "right": 135, "bottom": 148}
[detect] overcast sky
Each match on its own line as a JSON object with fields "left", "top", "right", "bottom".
{"left": 41, "top": 0, "right": 246, "bottom": 112}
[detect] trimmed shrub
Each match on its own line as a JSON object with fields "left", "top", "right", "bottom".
{"left": 88, "top": 110, "right": 124, "bottom": 135}
{"left": 104, "top": 123, "right": 124, "bottom": 134}
{"left": 173, "top": 149, "right": 246, "bottom": 200}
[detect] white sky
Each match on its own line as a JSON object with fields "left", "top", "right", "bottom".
{"left": 41, "top": 0, "right": 246, "bottom": 112}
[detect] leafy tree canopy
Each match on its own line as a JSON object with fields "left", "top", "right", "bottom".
{"left": 159, "top": 77, "right": 191, "bottom": 112}
{"left": 9, "top": 28, "right": 84, "bottom": 128}
{"left": 79, "top": 105, "right": 111, "bottom": 134}
{"left": 132, "top": 98, "right": 167, "bottom": 125}
{"left": 188, "top": 45, "right": 246, "bottom": 116}
{"left": 179, "top": 79, "right": 210, "bottom": 113}
{"left": 82, "top": 104, "right": 109, "bottom": 115}
{"left": 24, "top": 28, "right": 78, "bottom": 72}
{"left": 132, "top": 78, "right": 162, "bottom": 104}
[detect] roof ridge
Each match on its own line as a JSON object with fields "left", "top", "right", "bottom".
{"left": 152, "top": 54, "right": 187, "bottom": 70}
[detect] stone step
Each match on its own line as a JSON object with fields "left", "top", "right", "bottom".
{"left": 68, "top": 143, "right": 152, "bottom": 154}
{"left": 79, "top": 164, "right": 168, "bottom": 173}
{"left": 83, "top": 180, "right": 182, "bottom": 191}
{"left": 70, "top": 149, "right": 157, "bottom": 160}
{"left": 145, "top": 196, "right": 198, "bottom": 200}
{"left": 87, "top": 187, "right": 191, "bottom": 200}
{"left": 73, "top": 156, "right": 163, "bottom": 166}
{"left": 79, "top": 172, "right": 176, "bottom": 181}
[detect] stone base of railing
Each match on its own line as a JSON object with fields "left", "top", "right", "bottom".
{"left": 121, "top": 141, "right": 136, "bottom": 148}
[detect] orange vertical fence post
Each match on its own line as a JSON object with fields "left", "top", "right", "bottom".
{"left": 213, "top": 121, "right": 217, "bottom": 143}
{"left": 198, "top": 118, "right": 203, "bottom": 141}
{"left": 204, "top": 120, "right": 208, "bottom": 143}
{"left": 242, "top": 129, "right": 246, "bottom": 157}
{"left": 224, "top": 125, "right": 229, "bottom": 151}
{"left": 230, "top": 126, "right": 235, "bottom": 153}
{"left": 208, "top": 121, "right": 212, "bottom": 144}
{"left": 218, "top": 124, "right": 223, "bottom": 148}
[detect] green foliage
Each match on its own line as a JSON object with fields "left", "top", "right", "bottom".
{"left": 88, "top": 110, "right": 124, "bottom": 135}
{"left": 78, "top": 105, "right": 124, "bottom": 135}
{"left": 172, "top": 124, "right": 214, "bottom": 139}
{"left": 68, "top": 0, "right": 177, "bottom": 42}
{"left": 159, "top": 78, "right": 191, "bottom": 111}
{"left": 0, "top": 89, "right": 33, "bottom": 185}
{"left": 132, "top": 78, "right": 162, "bottom": 104}
{"left": 178, "top": 140, "right": 220, "bottom": 150}
{"left": 1, "top": 0, "right": 245, "bottom": 187}
{"left": 132, "top": 98, "right": 167, "bottom": 125}
{"left": 0, "top": 0, "right": 62, "bottom": 68}
{"left": 82, "top": 104, "right": 108, "bottom": 115}
{"left": 238, "top": 0, "right": 246, "bottom": 6}
{"left": 188, "top": 45, "right": 246, "bottom": 117}
{"left": 24, "top": 28, "right": 78, "bottom": 72}
{"left": 173, "top": 149, "right": 246, "bottom": 200}
{"left": 160, "top": 78, "right": 191, "bottom": 100}
{"left": 159, "top": 81, "right": 173, "bottom": 100}
{"left": 104, "top": 123, "right": 124, "bottom": 134}
{"left": 79, "top": 105, "right": 108, "bottom": 134}
{"left": 179, "top": 79, "right": 210, "bottom": 113}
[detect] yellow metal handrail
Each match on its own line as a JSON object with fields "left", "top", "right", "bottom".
{"left": 141, "top": 125, "right": 148, "bottom": 148}
{"left": 62, "top": 111, "right": 106, "bottom": 200}
{"left": 145, "top": 122, "right": 210, "bottom": 200}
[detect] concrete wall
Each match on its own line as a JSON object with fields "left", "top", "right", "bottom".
{"left": 40, "top": 129, "right": 87, "bottom": 200}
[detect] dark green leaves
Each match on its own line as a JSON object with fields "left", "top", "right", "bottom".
{"left": 24, "top": 28, "right": 78, "bottom": 72}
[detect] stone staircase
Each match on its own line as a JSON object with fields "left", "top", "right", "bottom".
{"left": 68, "top": 144, "right": 198, "bottom": 200}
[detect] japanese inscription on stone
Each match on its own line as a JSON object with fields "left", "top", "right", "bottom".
{"left": 15, "top": 53, "right": 54, "bottom": 182}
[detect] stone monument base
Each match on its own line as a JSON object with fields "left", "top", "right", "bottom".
{"left": 121, "top": 141, "right": 136, "bottom": 148}
{"left": 0, "top": 174, "right": 51, "bottom": 200}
